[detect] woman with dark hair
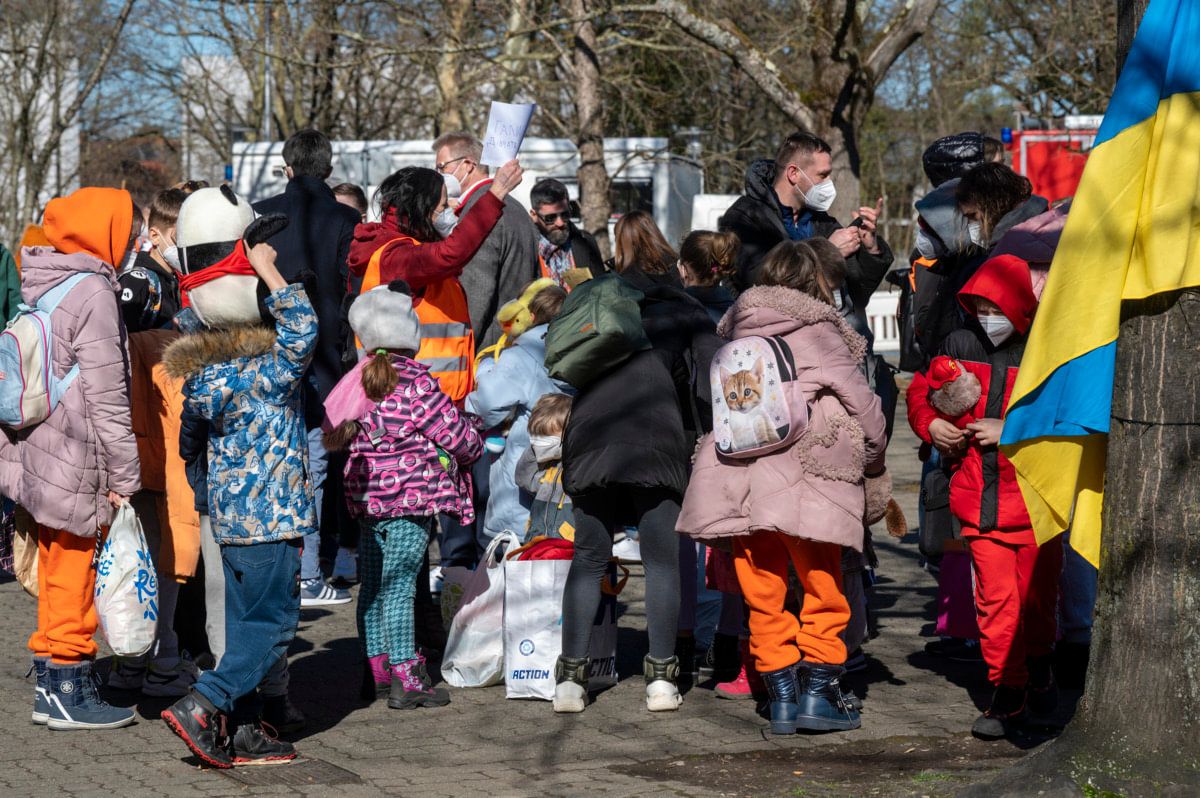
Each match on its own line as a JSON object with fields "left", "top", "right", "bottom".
{"left": 955, "top": 163, "right": 1044, "bottom": 251}
{"left": 345, "top": 161, "right": 523, "bottom": 403}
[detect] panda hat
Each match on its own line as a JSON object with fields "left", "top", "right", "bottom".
{"left": 176, "top": 185, "right": 288, "bottom": 328}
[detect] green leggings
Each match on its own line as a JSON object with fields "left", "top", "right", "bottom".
{"left": 356, "top": 516, "right": 433, "bottom": 663}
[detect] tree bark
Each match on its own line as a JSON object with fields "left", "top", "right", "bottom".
{"left": 967, "top": 2, "right": 1200, "bottom": 792}
{"left": 641, "top": 0, "right": 938, "bottom": 227}
{"left": 434, "top": 0, "right": 471, "bottom": 133}
{"left": 570, "top": 0, "right": 611, "bottom": 258}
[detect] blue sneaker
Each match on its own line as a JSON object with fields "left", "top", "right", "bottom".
{"left": 28, "top": 656, "right": 50, "bottom": 724}
{"left": 46, "top": 661, "right": 136, "bottom": 730}
{"left": 299, "top": 578, "right": 351, "bottom": 607}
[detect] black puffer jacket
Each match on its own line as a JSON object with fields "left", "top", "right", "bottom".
{"left": 562, "top": 268, "right": 717, "bottom": 498}
{"left": 720, "top": 159, "right": 894, "bottom": 334}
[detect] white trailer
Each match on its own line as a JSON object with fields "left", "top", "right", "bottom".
{"left": 232, "top": 137, "right": 704, "bottom": 246}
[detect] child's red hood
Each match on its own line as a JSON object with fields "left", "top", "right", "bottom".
{"left": 959, "top": 254, "right": 1038, "bottom": 335}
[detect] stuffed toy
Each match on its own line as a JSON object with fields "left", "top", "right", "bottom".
{"left": 473, "top": 277, "right": 557, "bottom": 367}
{"left": 926, "top": 355, "right": 982, "bottom": 428}
{"left": 174, "top": 185, "right": 288, "bottom": 328}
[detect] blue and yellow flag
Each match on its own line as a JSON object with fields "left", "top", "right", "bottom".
{"left": 1000, "top": 0, "right": 1200, "bottom": 568}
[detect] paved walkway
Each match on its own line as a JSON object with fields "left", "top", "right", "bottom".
{"left": 0, "top": 401, "right": 1040, "bottom": 797}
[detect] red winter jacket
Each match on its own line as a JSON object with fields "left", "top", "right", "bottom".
{"left": 346, "top": 192, "right": 504, "bottom": 290}
{"left": 906, "top": 254, "right": 1038, "bottom": 539}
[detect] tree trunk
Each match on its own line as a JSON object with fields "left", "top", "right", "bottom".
{"left": 434, "top": 0, "right": 470, "bottom": 133}
{"left": 570, "top": 0, "right": 611, "bottom": 259}
{"left": 967, "top": 2, "right": 1200, "bottom": 792}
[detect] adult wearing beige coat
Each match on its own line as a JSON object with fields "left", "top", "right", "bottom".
{"left": 678, "top": 240, "right": 886, "bottom": 735}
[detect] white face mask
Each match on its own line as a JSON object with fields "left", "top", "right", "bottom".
{"left": 443, "top": 171, "right": 462, "bottom": 199}
{"left": 832, "top": 288, "right": 847, "bottom": 312}
{"left": 529, "top": 434, "right": 562, "bottom": 463}
{"left": 978, "top": 314, "right": 1014, "bottom": 346}
{"left": 160, "top": 245, "right": 181, "bottom": 272}
{"left": 795, "top": 168, "right": 837, "bottom": 213}
{"left": 914, "top": 228, "right": 945, "bottom": 261}
{"left": 433, "top": 208, "right": 458, "bottom": 239}
{"left": 967, "top": 220, "right": 985, "bottom": 247}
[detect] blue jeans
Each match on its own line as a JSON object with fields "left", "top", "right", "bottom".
{"left": 438, "top": 456, "right": 491, "bottom": 568}
{"left": 301, "top": 427, "right": 328, "bottom": 580}
{"left": 193, "top": 539, "right": 301, "bottom": 715}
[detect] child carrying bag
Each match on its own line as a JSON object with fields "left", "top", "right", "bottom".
{"left": 710, "top": 335, "right": 809, "bottom": 458}
{"left": 94, "top": 502, "right": 158, "bottom": 657}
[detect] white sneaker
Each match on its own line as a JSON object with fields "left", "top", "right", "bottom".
{"left": 300, "top": 578, "right": 352, "bottom": 607}
{"left": 429, "top": 566, "right": 444, "bottom": 597}
{"left": 612, "top": 537, "right": 642, "bottom": 563}
{"left": 646, "top": 680, "right": 683, "bottom": 712}
{"left": 553, "top": 681, "right": 586, "bottom": 713}
{"left": 142, "top": 659, "right": 198, "bottom": 697}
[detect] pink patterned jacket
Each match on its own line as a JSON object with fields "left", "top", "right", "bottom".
{"left": 340, "top": 356, "right": 482, "bottom": 521}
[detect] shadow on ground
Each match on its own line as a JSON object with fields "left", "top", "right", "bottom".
{"left": 621, "top": 733, "right": 1029, "bottom": 797}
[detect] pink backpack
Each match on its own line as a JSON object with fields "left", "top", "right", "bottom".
{"left": 710, "top": 335, "right": 809, "bottom": 459}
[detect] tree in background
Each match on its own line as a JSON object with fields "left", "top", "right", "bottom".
{"left": 0, "top": 0, "right": 136, "bottom": 248}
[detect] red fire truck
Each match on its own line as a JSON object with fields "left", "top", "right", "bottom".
{"left": 1002, "top": 115, "right": 1101, "bottom": 202}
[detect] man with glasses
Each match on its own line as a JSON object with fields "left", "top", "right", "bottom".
{"left": 528, "top": 178, "right": 603, "bottom": 289}
{"left": 433, "top": 132, "right": 539, "bottom": 348}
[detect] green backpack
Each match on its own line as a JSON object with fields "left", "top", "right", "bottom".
{"left": 544, "top": 273, "right": 650, "bottom": 389}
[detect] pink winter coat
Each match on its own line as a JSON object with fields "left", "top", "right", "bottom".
{"left": 0, "top": 248, "right": 141, "bottom": 537}
{"left": 677, "top": 286, "right": 886, "bottom": 551}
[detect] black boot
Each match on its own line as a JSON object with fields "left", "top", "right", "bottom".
{"left": 231, "top": 720, "right": 297, "bottom": 765}
{"left": 760, "top": 665, "right": 801, "bottom": 734}
{"left": 1027, "top": 655, "right": 1059, "bottom": 717}
{"left": 972, "top": 685, "right": 1027, "bottom": 740}
{"left": 161, "top": 690, "right": 233, "bottom": 769}
{"left": 553, "top": 655, "right": 589, "bottom": 713}
{"left": 261, "top": 693, "right": 306, "bottom": 733}
{"left": 698, "top": 633, "right": 740, "bottom": 682}
{"left": 795, "top": 663, "right": 860, "bottom": 732}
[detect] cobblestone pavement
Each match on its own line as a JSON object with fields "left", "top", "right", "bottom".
{"left": 0, "top": 402, "right": 1044, "bottom": 797}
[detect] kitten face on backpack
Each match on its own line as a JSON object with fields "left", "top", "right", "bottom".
{"left": 720, "top": 358, "right": 781, "bottom": 449}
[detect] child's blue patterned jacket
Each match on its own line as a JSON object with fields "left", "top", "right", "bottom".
{"left": 163, "top": 283, "right": 318, "bottom": 544}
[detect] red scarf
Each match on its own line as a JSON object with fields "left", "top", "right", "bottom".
{"left": 177, "top": 241, "right": 257, "bottom": 308}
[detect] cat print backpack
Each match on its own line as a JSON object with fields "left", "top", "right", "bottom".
{"left": 710, "top": 335, "right": 809, "bottom": 458}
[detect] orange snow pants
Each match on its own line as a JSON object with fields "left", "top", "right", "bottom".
{"left": 27, "top": 526, "right": 101, "bottom": 664}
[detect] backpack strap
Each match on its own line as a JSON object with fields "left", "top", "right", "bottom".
{"left": 35, "top": 273, "right": 97, "bottom": 406}
{"left": 34, "top": 273, "right": 95, "bottom": 315}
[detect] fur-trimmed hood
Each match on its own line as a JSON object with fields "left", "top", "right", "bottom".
{"left": 718, "top": 285, "right": 867, "bottom": 362}
{"left": 162, "top": 325, "right": 277, "bottom": 380}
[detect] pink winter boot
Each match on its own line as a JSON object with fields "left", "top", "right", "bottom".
{"left": 388, "top": 657, "right": 451, "bottom": 710}
{"left": 715, "top": 639, "right": 765, "bottom": 700}
{"left": 360, "top": 654, "right": 390, "bottom": 701}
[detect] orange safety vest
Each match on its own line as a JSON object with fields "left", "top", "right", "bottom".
{"left": 361, "top": 237, "right": 475, "bottom": 402}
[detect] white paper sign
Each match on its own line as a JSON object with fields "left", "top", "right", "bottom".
{"left": 481, "top": 101, "right": 537, "bottom": 167}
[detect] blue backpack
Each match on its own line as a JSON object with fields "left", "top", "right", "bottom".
{"left": 0, "top": 273, "right": 93, "bottom": 429}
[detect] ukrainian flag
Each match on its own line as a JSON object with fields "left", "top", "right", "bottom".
{"left": 1000, "top": 0, "right": 1200, "bottom": 569}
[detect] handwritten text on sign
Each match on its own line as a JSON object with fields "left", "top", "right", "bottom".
{"left": 481, "top": 101, "right": 537, "bottom": 167}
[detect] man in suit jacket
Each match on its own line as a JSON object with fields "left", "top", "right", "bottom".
{"left": 434, "top": 131, "right": 539, "bottom": 348}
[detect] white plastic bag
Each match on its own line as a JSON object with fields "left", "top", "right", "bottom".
{"left": 441, "top": 531, "right": 520, "bottom": 688}
{"left": 439, "top": 565, "right": 474, "bottom": 631}
{"left": 503, "top": 554, "right": 625, "bottom": 700}
{"left": 503, "top": 557, "right": 572, "bottom": 700}
{"left": 94, "top": 502, "right": 157, "bottom": 656}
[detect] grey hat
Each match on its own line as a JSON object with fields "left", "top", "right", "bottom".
{"left": 349, "top": 283, "right": 422, "bottom": 353}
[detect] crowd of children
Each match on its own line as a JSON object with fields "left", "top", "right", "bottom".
{"left": 0, "top": 125, "right": 1094, "bottom": 766}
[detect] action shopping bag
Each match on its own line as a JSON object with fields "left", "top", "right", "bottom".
{"left": 503, "top": 538, "right": 626, "bottom": 700}
{"left": 94, "top": 502, "right": 158, "bottom": 657}
{"left": 441, "top": 530, "right": 521, "bottom": 688}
